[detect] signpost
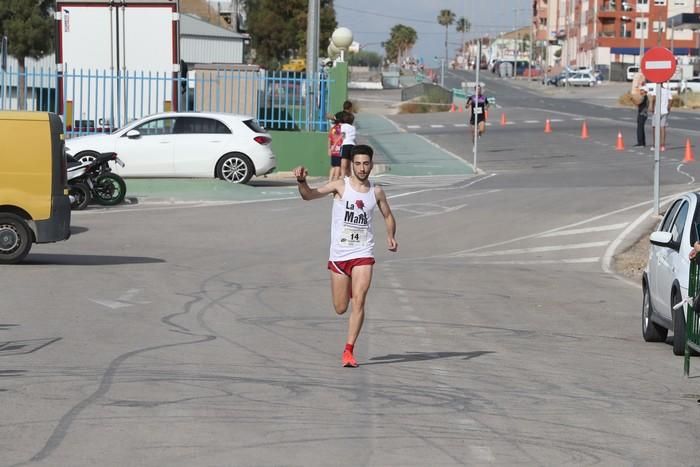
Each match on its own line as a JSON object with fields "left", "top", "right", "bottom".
{"left": 641, "top": 47, "right": 676, "bottom": 216}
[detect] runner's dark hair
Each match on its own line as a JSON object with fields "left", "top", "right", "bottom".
{"left": 351, "top": 144, "right": 373, "bottom": 161}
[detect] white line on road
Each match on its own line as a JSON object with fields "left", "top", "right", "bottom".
{"left": 454, "top": 123, "right": 468, "bottom": 127}
{"left": 455, "top": 242, "right": 609, "bottom": 258}
{"left": 550, "top": 119, "right": 564, "bottom": 122}
{"left": 430, "top": 124, "right": 445, "bottom": 128}
{"left": 407, "top": 125, "right": 421, "bottom": 129}
{"left": 538, "top": 223, "right": 629, "bottom": 238}
{"left": 467, "top": 257, "right": 600, "bottom": 265}
{"left": 524, "top": 120, "right": 540, "bottom": 124}
{"left": 676, "top": 163, "right": 696, "bottom": 185}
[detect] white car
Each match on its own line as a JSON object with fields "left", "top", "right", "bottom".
{"left": 643, "top": 192, "right": 699, "bottom": 355}
{"left": 65, "top": 112, "right": 277, "bottom": 184}
{"left": 681, "top": 77, "right": 700, "bottom": 94}
{"left": 643, "top": 80, "right": 681, "bottom": 96}
{"left": 560, "top": 72, "right": 597, "bottom": 87}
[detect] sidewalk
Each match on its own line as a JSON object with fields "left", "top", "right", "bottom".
{"left": 356, "top": 112, "right": 475, "bottom": 177}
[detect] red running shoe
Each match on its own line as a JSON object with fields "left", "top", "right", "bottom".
{"left": 342, "top": 350, "right": 358, "bottom": 368}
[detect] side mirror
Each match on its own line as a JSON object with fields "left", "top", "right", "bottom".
{"left": 649, "top": 231, "right": 673, "bottom": 247}
{"left": 126, "top": 129, "right": 141, "bottom": 139}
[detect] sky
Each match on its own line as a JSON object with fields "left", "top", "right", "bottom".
{"left": 335, "top": 0, "right": 533, "bottom": 62}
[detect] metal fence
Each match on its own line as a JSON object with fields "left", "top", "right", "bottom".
{"left": 0, "top": 66, "right": 330, "bottom": 136}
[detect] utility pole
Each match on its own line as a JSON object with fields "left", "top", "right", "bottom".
{"left": 639, "top": 10, "right": 645, "bottom": 65}
{"left": 305, "top": 0, "right": 319, "bottom": 130}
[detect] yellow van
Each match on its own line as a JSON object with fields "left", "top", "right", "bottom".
{"left": 0, "top": 111, "right": 71, "bottom": 263}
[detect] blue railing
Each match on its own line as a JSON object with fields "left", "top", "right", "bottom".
{"left": 0, "top": 66, "right": 330, "bottom": 136}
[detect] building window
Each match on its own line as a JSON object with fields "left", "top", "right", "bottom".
{"left": 653, "top": 0, "right": 666, "bottom": 5}
{"left": 635, "top": 18, "right": 649, "bottom": 38}
{"left": 652, "top": 21, "right": 666, "bottom": 32}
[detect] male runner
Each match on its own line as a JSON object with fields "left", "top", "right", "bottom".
{"left": 466, "top": 85, "right": 489, "bottom": 143}
{"left": 293, "top": 144, "right": 398, "bottom": 367}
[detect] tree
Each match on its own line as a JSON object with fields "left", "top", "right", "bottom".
{"left": 0, "top": 0, "right": 53, "bottom": 110}
{"left": 347, "top": 50, "right": 382, "bottom": 68}
{"left": 437, "top": 9, "right": 456, "bottom": 65}
{"left": 383, "top": 24, "right": 417, "bottom": 66}
{"left": 247, "top": 0, "right": 337, "bottom": 69}
{"left": 456, "top": 17, "right": 471, "bottom": 62}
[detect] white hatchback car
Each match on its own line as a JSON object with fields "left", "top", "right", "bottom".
{"left": 65, "top": 112, "right": 277, "bottom": 184}
{"left": 642, "top": 193, "right": 699, "bottom": 355}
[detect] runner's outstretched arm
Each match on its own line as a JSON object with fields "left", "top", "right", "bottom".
{"left": 375, "top": 186, "right": 398, "bottom": 252}
{"left": 294, "top": 166, "right": 342, "bottom": 200}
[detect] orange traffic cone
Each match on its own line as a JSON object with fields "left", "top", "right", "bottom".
{"left": 449, "top": 103, "right": 456, "bottom": 112}
{"left": 683, "top": 138, "right": 695, "bottom": 163}
{"left": 458, "top": 104, "right": 463, "bottom": 113}
{"left": 500, "top": 113, "right": 507, "bottom": 126}
{"left": 616, "top": 131, "right": 625, "bottom": 151}
{"left": 544, "top": 119, "right": 552, "bottom": 133}
{"left": 581, "top": 121, "right": 589, "bottom": 139}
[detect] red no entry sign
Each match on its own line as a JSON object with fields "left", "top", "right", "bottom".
{"left": 641, "top": 47, "right": 677, "bottom": 83}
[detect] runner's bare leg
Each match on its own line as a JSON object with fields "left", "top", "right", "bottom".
{"left": 346, "top": 265, "right": 373, "bottom": 345}
{"left": 330, "top": 271, "right": 351, "bottom": 315}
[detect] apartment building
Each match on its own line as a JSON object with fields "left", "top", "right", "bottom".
{"left": 533, "top": 0, "right": 700, "bottom": 72}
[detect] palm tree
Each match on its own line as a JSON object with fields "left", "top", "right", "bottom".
{"left": 437, "top": 9, "right": 456, "bottom": 66}
{"left": 456, "top": 17, "right": 471, "bottom": 67}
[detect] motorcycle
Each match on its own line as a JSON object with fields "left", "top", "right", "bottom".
{"left": 66, "top": 152, "right": 127, "bottom": 209}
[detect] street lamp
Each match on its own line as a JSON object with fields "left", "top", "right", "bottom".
{"left": 331, "top": 27, "right": 353, "bottom": 62}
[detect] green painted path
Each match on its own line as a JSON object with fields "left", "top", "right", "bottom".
{"left": 356, "top": 113, "right": 474, "bottom": 177}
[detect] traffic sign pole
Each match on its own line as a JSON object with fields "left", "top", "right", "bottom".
{"left": 641, "top": 47, "right": 676, "bottom": 216}
{"left": 654, "top": 83, "right": 661, "bottom": 216}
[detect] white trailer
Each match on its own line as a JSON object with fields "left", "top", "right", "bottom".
{"left": 55, "top": 0, "right": 180, "bottom": 132}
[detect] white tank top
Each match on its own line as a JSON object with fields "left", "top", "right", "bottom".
{"left": 329, "top": 177, "right": 376, "bottom": 261}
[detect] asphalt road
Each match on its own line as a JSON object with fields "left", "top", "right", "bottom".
{"left": 1, "top": 76, "right": 700, "bottom": 466}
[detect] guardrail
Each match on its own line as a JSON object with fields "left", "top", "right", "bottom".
{"left": 0, "top": 66, "right": 330, "bottom": 136}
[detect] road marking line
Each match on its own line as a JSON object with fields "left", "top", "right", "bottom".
{"left": 407, "top": 125, "right": 421, "bottom": 129}
{"left": 456, "top": 242, "right": 609, "bottom": 258}
{"left": 430, "top": 124, "right": 445, "bottom": 128}
{"left": 454, "top": 123, "right": 468, "bottom": 127}
{"left": 467, "top": 257, "right": 600, "bottom": 265}
{"left": 505, "top": 121, "right": 515, "bottom": 125}
{"left": 676, "top": 163, "right": 696, "bottom": 185}
{"left": 387, "top": 175, "right": 497, "bottom": 199}
{"left": 538, "top": 223, "right": 629, "bottom": 237}
{"left": 524, "top": 120, "right": 540, "bottom": 123}
{"left": 90, "top": 299, "right": 133, "bottom": 309}
{"left": 550, "top": 119, "right": 564, "bottom": 122}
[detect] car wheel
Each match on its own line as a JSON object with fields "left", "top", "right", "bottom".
{"left": 642, "top": 283, "right": 668, "bottom": 342}
{"left": 216, "top": 153, "right": 254, "bottom": 184}
{"left": 76, "top": 150, "right": 99, "bottom": 164}
{"left": 0, "top": 214, "right": 33, "bottom": 264}
{"left": 672, "top": 291, "right": 686, "bottom": 356}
